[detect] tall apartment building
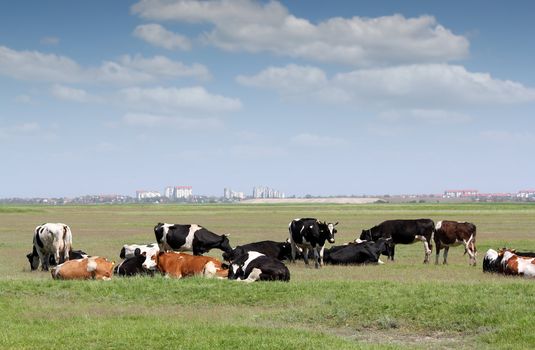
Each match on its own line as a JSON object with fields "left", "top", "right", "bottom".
{"left": 163, "top": 186, "right": 193, "bottom": 200}
{"left": 224, "top": 188, "right": 245, "bottom": 200}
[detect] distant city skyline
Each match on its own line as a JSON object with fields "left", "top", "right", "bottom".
{"left": 1, "top": 1, "right": 535, "bottom": 198}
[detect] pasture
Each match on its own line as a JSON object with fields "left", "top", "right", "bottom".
{"left": 1, "top": 203, "right": 535, "bottom": 349}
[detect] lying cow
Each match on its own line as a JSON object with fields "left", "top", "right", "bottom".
{"left": 222, "top": 240, "right": 292, "bottom": 262}
{"left": 360, "top": 219, "right": 434, "bottom": 263}
{"left": 154, "top": 223, "right": 232, "bottom": 256}
{"left": 48, "top": 249, "right": 89, "bottom": 266}
{"left": 27, "top": 223, "right": 73, "bottom": 271}
{"left": 149, "top": 252, "right": 228, "bottom": 279}
{"left": 483, "top": 249, "right": 500, "bottom": 273}
{"left": 288, "top": 218, "right": 337, "bottom": 268}
{"left": 228, "top": 251, "right": 290, "bottom": 282}
{"left": 434, "top": 220, "right": 477, "bottom": 265}
{"left": 114, "top": 254, "right": 154, "bottom": 277}
{"left": 119, "top": 243, "right": 159, "bottom": 259}
{"left": 498, "top": 248, "right": 535, "bottom": 277}
{"left": 51, "top": 256, "right": 114, "bottom": 280}
{"left": 324, "top": 238, "right": 390, "bottom": 265}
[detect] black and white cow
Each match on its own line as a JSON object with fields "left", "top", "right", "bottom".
{"left": 360, "top": 219, "right": 434, "bottom": 263}
{"left": 324, "top": 238, "right": 390, "bottom": 265}
{"left": 26, "top": 223, "right": 73, "bottom": 271}
{"left": 222, "top": 240, "right": 292, "bottom": 262}
{"left": 482, "top": 249, "right": 500, "bottom": 273}
{"left": 119, "top": 243, "right": 159, "bottom": 259}
{"left": 114, "top": 254, "right": 154, "bottom": 277}
{"left": 154, "top": 223, "right": 232, "bottom": 256}
{"left": 48, "top": 249, "right": 89, "bottom": 266}
{"left": 228, "top": 251, "right": 290, "bottom": 282}
{"left": 288, "top": 218, "right": 337, "bottom": 268}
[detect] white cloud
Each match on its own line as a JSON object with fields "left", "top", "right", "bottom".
{"left": 118, "top": 54, "right": 210, "bottom": 81}
{"left": 0, "top": 45, "right": 209, "bottom": 85}
{"left": 480, "top": 130, "right": 535, "bottom": 143}
{"left": 237, "top": 64, "right": 535, "bottom": 107}
{"left": 0, "top": 45, "right": 83, "bottom": 83}
{"left": 133, "top": 23, "right": 191, "bottom": 50}
{"left": 123, "top": 113, "right": 223, "bottom": 130}
{"left": 132, "top": 0, "right": 469, "bottom": 66}
{"left": 291, "top": 133, "right": 347, "bottom": 147}
{"left": 119, "top": 86, "right": 242, "bottom": 113}
{"left": 51, "top": 84, "right": 101, "bottom": 103}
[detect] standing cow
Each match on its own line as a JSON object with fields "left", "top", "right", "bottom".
{"left": 360, "top": 219, "right": 434, "bottom": 263}
{"left": 26, "top": 223, "right": 73, "bottom": 271}
{"left": 288, "top": 218, "right": 337, "bottom": 268}
{"left": 154, "top": 223, "right": 232, "bottom": 256}
{"left": 434, "top": 220, "right": 477, "bottom": 266}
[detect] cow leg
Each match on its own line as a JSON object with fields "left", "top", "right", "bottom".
{"left": 289, "top": 239, "right": 297, "bottom": 264}
{"left": 303, "top": 247, "right": 310, "bottom": 266}
{"left": 318, "top": 245, "right": 325, "bottom": 267}
{"left": 435, "top": 242, "right": 442, "bottom": 265}
{"left": 36, "top": 249, "right": 48, "bottom": 271}
{"left": 389, "top": 245, "right": 395, "bottom": 261}
{"left": 415, "top": 235, "right": 431, "bottom": 264}
{"left": 443, "top": 246, "right": 450, "bottom": 265}
{"left": 313, "top": 247, "right": 320, "bottom": 269}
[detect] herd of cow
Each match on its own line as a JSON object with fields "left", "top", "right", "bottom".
{"left": 25, "top": 217, "right": 533, "bottom": 282}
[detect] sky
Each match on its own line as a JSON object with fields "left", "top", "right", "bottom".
{"left": 1, "top": 0, "right": 535, "bottom": 198}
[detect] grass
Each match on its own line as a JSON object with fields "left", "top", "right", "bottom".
{"left": 1, "top": 203, "right": 535, "bottom": 349}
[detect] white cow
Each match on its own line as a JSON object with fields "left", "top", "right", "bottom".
{"left": 26, "top": 223, "right": 73, "bottom": 271}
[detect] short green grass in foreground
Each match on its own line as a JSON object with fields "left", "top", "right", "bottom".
{"left": 1, "top": 203, "right": 535, "bottom": 349}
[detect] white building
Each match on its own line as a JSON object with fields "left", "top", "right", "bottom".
{"left": 136, "top": 190, "right": 161, "bottom": 200}
{"left": 517, "top": 189, "right": 535, "bottom": 198}
{"left": 164, "top": 186, "right": 174, "bottom": 198}
{"left": 443, "top": 189, "right": 478, "bottom": 198}
{"left": 253, "top": 186, "right": 285, "bottom": 199}
{"left": 174, "top": 186, "right": 192, "bottom": 199}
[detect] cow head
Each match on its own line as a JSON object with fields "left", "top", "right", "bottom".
{"left": 26, "top": 247, "right": 40, "bottom": 270}
{"left": 227, "top": 263, "right": 243, "bottom": 280}
{"left": 360, "top": 229, "right": 373, "bottom": 241}
{"left": 220, "top": 234, "right": 233, "bottom": 254}
{"left": 319, "top": 221, "right": 337, "bottom": 244}
{"left": 278, "top": 241, "right": 293, "bottom": 260}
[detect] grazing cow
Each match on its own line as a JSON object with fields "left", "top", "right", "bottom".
{"left": 222, "top": 240, "right": 292, "bottom": 262}
{"left": 48, "top": 249, "right": 89, "bottom": 266}
{"left": 434, "top": 220, "right": 477, "bottom": 265}
{"left": 228, "top": 251, "right": 290, "bottom": 282}
{"left": 148, "top": 252, "right": 228, "bottom": 279}
{"left": 26, "top": 223, "right": 73, "bottom": 271}
{"left": 114, "top": 254, "right": 154, "bottom": 277}
{"left": 288, "top": 218, "right": 337, "bottom": 268}
{"left": 324, "top": 238, "right": 390, "bottom": 265}
{"left": 483, "top": 249, "right": 501, "bottom": 273}
{"left": 51, "top": 256, "right": 114, "bottom": 280}
{"left": 360, "top": 219, "right": 434, "bottom": 263}
{"left": 154, "top": 223, "right": 232, "bottom": 255}
{"left": 498, "top": 248, "right": 535, "bottom": 277}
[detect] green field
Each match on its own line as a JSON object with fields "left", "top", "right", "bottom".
{"left": 1, "top": 203, "right": 535, "bottom": 349}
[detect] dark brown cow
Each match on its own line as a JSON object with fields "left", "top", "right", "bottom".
{"left": 434, "top": 220, "right": 477, "bottom": 265}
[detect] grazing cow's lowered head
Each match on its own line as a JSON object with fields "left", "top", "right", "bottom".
{"left": 26, "top": 247, "right": 40, "bottom": 271}
{"left": 320, "top": 221, "right": 338, "bottom": 244}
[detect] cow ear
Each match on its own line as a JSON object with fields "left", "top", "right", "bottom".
{"left": 334, "top": 222, "right": 339, "bottom": 226}
{"left": 134, "top": 248, "right": 141, "bottom": 256}
{"left": 141, "top": 251, "right": 147, "bottom": 256}
{"left": 223, "top": 233, "right": 230, "bottom": 238}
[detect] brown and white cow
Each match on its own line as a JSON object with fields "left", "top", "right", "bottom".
{"left": 498, "top": 249, "right": 535, "bottom": 277}
{"left": 147, "top": 252, "right": 228, "bottom": 279}
{"left": 51, "top": 256, "right": 114, "bottom": 280}
{"left": 434, "top": 220, "right": 477, "bottom": 265}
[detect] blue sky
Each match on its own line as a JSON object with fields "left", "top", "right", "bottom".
{"left": 1, "top": 0, "right": 535, "bottom": 198}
